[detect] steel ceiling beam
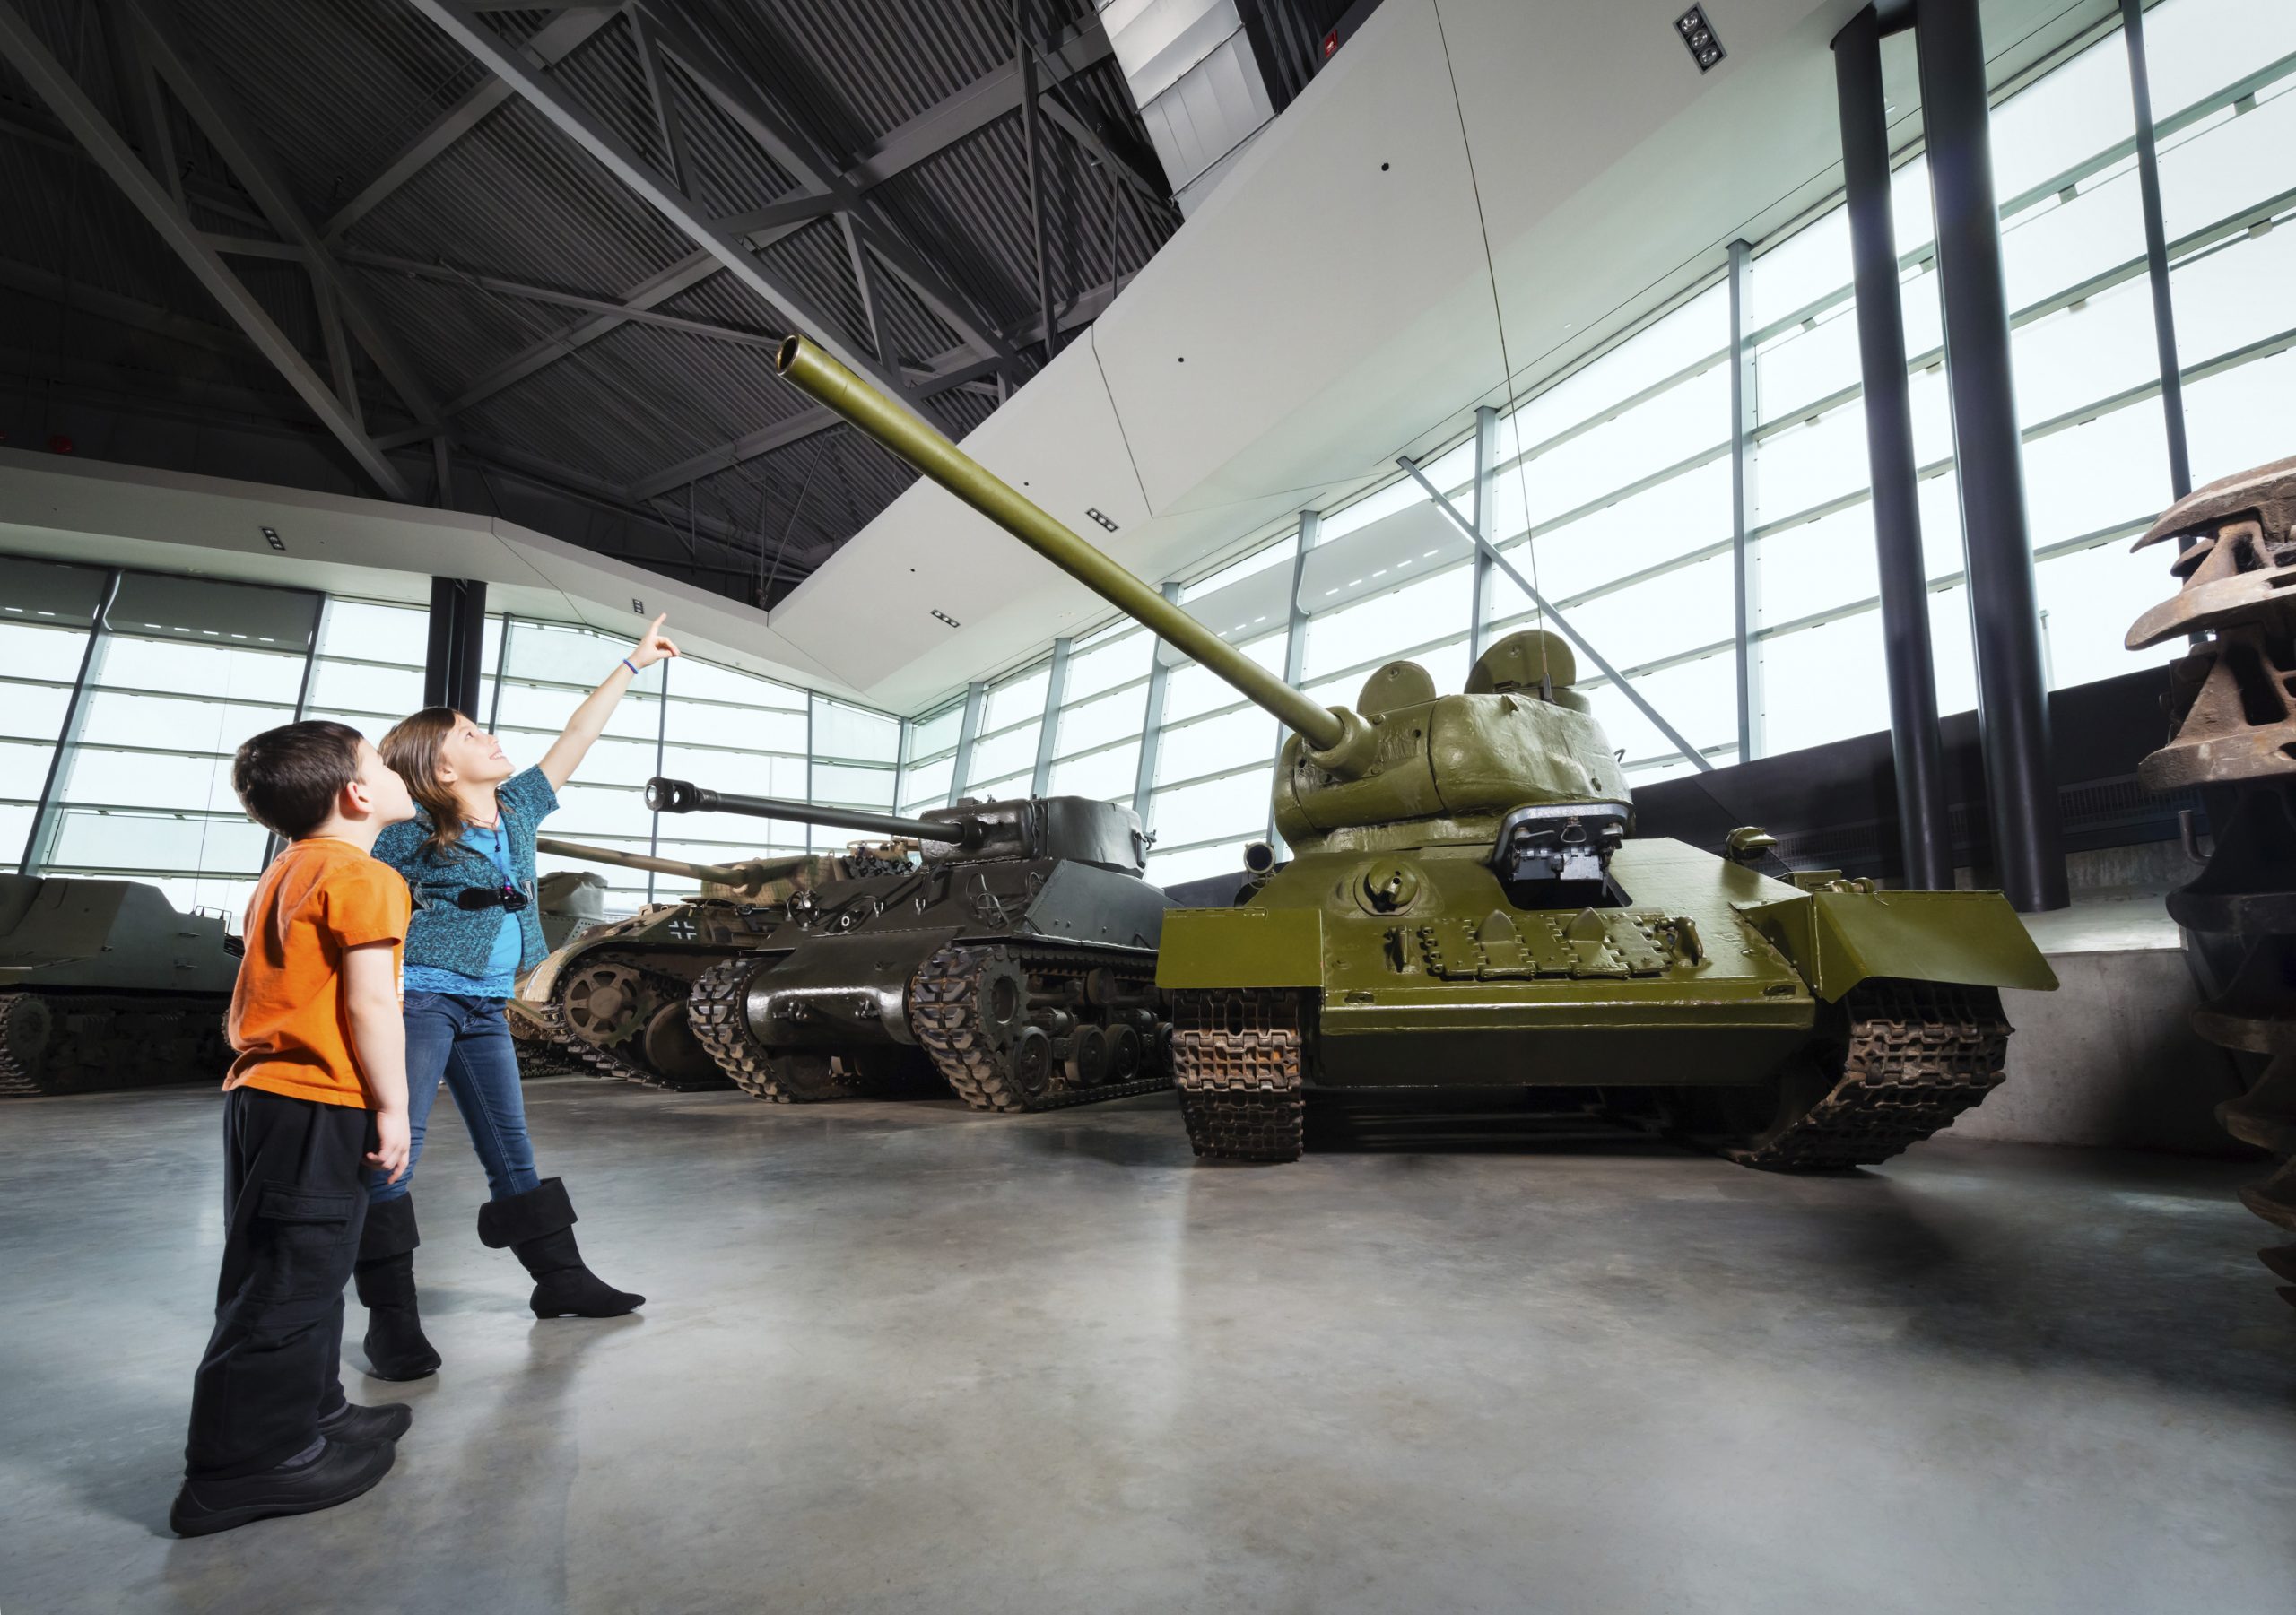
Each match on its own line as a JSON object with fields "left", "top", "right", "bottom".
{"left": 630, "top": 0, "right": 1022, "bottom": 376}
{"left": 1017, "top": 5, "right": 1059, "bottom": 366}
{"left": 842, "top": 16, "right": 1115, "bottom": 188}
{"left": 342, "top": 247, "right": 783, "bottom": 349}
{"left": 410, "top": 0, "right": 926, "bottom": 417}
{"left": 130, "top": 0, "right": 443, "bottom": 428}
{"left": 387, "top": 13, "right": 1145, "bottom": 423}
{"left": 321, "top": 6, "right": 615, "bottom": 243}
{"left": 458, "top": 438, "right": 808, "bottom": 580}
{"left": 621, "top": 268, "right": 1134, "bottom": 501}
{"left": 0, "top": 0, "right": 414, "bottom": 499}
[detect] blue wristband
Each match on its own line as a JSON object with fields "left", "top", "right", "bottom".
{"left": 622, "top": 657, "right": 640, "bottom": 678}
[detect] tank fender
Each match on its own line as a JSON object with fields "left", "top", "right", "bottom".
{"left": 1737, "top": 888, "right": 2057, "bottom": 1002}
{"left": 1156, "top": 907, "right": 1324, "bottom": 991}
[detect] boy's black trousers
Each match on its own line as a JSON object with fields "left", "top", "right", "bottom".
{"left": 183, "top": 1085, "right": 376, "bottom": 1480}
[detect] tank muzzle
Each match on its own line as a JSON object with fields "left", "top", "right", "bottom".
{"left": 648, "top": 777, "right": 704, "bottom": 814}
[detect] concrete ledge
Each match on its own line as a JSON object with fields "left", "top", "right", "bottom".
{"left": 1955, "top": 934, "right": 2248, "bottom": 1154}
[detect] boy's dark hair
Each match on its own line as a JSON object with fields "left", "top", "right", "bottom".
{"left": 231, "top": 721, "right": 367, "bottom": 839}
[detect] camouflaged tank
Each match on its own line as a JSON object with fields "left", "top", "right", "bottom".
{"left": 504, "top": 865, "right": 610, "bottom": 1075}
{"left": 516, "top": 836, "right": 907, "bottom": 1091}
{"left": 649, "top": 781, "right": 1173, "bottom": 1110}
{"left": 0, "top": 873, "right": 239, "bottom": 1097}
{"left": 770, "top": 332, "right": 2060, "bottom": 1164}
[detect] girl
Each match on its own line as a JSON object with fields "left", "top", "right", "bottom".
{"left": 354, "top": 614, "right": 678, "bottom": 1379}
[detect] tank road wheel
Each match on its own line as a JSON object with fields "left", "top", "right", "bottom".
{"left": 0, "top": 993, "right": 55, "bottom": 1097}
{"left": 910, "top": 946, "right": 1036, "bottom": 1111}
{"left": 562, "top": 964, "right": 650, "bottom": 1054}
{"left": 1065, "top": 1024, "right": 1110, "bottom": 1088}
{"left": 755, "top": 1052, "right": 847, "bottom": 1103}
{"left": 1011, "top": 1026, "right": 1056, "bottom": 1105}
{"left": 1106, "top": 1023, "right": 1143, "bottom": 1084}
{"left": 641, "top": 1001, "right": 725, "bottom": 1090}
{"left": 1671, "top": 980, "right": 2013, "bottom": 1171}
{"left": 1170, "top": 989, "right": 1307, "bottom": 1162}
{"left": 910, "top": 944, "right": 1175, "bottom": 1114}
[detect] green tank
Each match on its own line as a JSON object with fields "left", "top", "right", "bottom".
{"left": 0, "top": 873, "right": 240, "bottom": 1098}
{"left": 770, "top": 333, "right": 2060, "bottom": 1165}
{"left": 516, "top": 835, "right": 910, "bottom": 1090}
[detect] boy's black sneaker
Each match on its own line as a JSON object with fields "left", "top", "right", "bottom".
{"left": 318, "top": 1400, "right": 413, "bottom": 1444}
{"left": 170, "top": 1438, "right": 396, "bottom": 1538}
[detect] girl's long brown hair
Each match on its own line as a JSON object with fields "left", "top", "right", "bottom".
{"left": 380, "top": 706, "right": 479, "bottom": 861}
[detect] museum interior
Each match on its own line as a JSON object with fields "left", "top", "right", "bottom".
{"left": 2, "top": 0, "right": 2292, "bottom": 1607}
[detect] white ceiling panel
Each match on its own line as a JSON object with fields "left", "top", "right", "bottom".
{"left": 1091, "top": 0, "right": 1505, "bottom": 515}
{"left": 0, "top": 448, "right": 860, "bottom": 697}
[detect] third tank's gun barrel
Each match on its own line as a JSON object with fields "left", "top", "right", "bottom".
{"left": 771, "top": 334, "right": 1371, "bottom": 770}
{"left": 647, "top": 777, "right": 983, "bottom": 848}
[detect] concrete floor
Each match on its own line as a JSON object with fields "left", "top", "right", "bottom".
{"left": 4, "top": 1080, "right": 2292, "bottom": 1615}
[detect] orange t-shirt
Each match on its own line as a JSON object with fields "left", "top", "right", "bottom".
{"left": 224, "top": 837, "right": 410, "bottom": 1109}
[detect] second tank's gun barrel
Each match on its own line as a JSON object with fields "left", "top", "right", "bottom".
{"left": 647, "top": 777, "right": 982, "bottom": 848}
{"left": 772, "top": 334, "right": 1358, "bottom": 764}
{"left": 535, "top": 836, "right": 771, "bottom": 885}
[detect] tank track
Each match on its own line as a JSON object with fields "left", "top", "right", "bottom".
{"left": 1170, "top": 988, "right": 1306, "bottom": 1161}
{"left": 545, "top": 951, "right": 734, "bottom": 1093}
{"left": 0, "top": 989, "right": 232, "bottom": 1098}
{"left": 1718, "top": 981, "right": 2013, "bottom": 1170}
{"left": 687, "top": 955, "right": 880, "bottom": 1103}
{"left": 909, "top": 943, "right": 1171, "bottom": 1113}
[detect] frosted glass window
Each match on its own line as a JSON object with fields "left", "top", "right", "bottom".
{"left": 1055, "top": 683, "right": 1149, "bottom": 759}
{"left": 1154, "top": 706, "right": 1278, "bottom": 786}
{"left": 1062, "top": 626, "right": 1153, "bottom": 704}
{"left": 985, "top": 666, "right": 1050, "bottom": 729}
{"left": 813, "top": 762, "right": 896, "bottom": 808}
{"left": 965, "top": 723, "right": 1039, "bottom": 788}
{"left": 813, "top": 698, "right": 898, "bottom": 763}
{"left": 1050, "top": 743, "right": 1139, "bottom": 803}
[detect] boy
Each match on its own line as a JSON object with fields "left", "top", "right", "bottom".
{"left": 172, "top": 721, "right": 421, "bottom": 1537}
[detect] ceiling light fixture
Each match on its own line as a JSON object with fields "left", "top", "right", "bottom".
{"left": 932, "top": 609, "right": 961, "bottom": 628}
{"left": 1674, "top": 6, "right": 1726, "bottom": 72}
{"left": 260, "top": 526, "right": 285, "bottom": 551}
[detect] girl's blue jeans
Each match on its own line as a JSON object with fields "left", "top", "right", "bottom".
{"left": 365, "top": 992, "right": 542, "bottom": 1204}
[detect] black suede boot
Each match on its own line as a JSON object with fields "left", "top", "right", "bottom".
{"left": 354, "top": 1195, "right": 441, "bottom": 1380}
{"left": 476, "top": 1178, "right": 645, "bottom": 1320}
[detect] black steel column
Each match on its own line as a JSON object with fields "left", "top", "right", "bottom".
{"left": 2119, "top": 0, "right": 2192, "bottom": 500}
{"left": 423, "top": 577, "right": 487, "bottom": 717}
{"left": 1914, "top": 0, "right": 2067, "bottom": 910}
{"left": 1834, "top": 6, "right": 1954, "bottom": 890}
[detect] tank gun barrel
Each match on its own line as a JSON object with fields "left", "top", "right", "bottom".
{"left": 535, "top": 837, "right": 758, "bottom": 884}
{"left": 647, "top": 777, "right": 981, "bottom": 848}
{"left": 771, "top": 335, "right": 1355, "bottom": 761}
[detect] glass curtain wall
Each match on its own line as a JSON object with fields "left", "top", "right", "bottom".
{"left": 11, "top": 580, "right": 905, "bottom": 918}
{"left": 899, "top": 0, "right": 2292, "bottom": 888}
{"left": 13, "top": 562, "right": 323, "bottom": 916}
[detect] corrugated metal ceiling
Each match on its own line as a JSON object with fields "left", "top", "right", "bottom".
{"left": 0, "top": 0, "right": 1180, "bottom": 605}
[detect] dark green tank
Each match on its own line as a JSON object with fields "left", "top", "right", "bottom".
{"left": 768, "top": 332, "right": 2060, "bottom": 1166}
{"left": 649, "top": 782, "right": 1173, "bottom": 1110}
{"left": 517, "top": 837, "right": 901, "bottom": 1091}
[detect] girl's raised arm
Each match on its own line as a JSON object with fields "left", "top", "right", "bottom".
{"left": 537, "top": 614, "right": 680, "bottom": 790}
